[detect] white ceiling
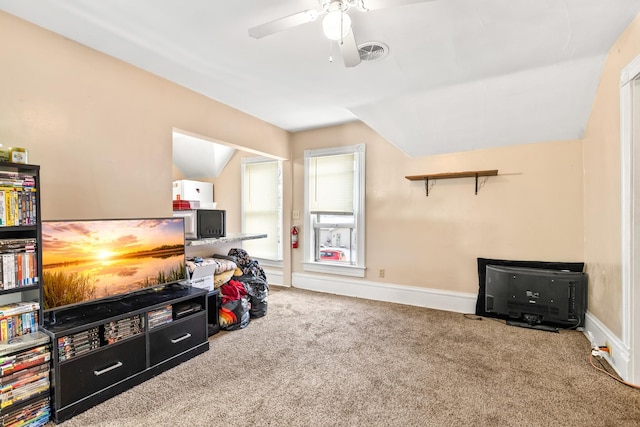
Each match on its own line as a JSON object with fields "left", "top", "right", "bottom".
{"left": 2, "top": 0, "right": 640, "bottom": 158}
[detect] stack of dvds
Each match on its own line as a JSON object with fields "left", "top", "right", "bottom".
{"left": 0, "top": 345, "right": 50, "bottom": 377}
{"left": 148, "top": 305, "right": 172, "bottom": 329}
{"left": 0, "top": 239, "right": 38, "bottom": 290}
{"left": 104, "top": 315, "right": 143, "bottom": 345}
{"left": 57, "top": 327, "right": 100, "bottom": 362}
{"left": 0, "top": 172, "right": 38, "bottom": 227}
{"left": 0, "top": 345, "right": 50, "bottom": 410}
{"left": 0, "top": 396, "right": 50, "bottom": 426}
{"left": 0, "top": 301, "right": 39, "bottom": 341}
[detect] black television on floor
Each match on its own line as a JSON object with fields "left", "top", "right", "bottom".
{"left": 485, "top": 265, "right": 587, "bottom": 332}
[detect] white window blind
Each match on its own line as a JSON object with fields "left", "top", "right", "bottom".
{"left": 309, "top": 153, "right": 354, "bottom": 213}
{"left": 303, "top": 145, "right": 366, "bottom": 277}
{"left": 242, "top": 159, "right": 282, "bottom": 261}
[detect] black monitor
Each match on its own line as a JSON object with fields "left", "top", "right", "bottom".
{"left": 485, "top": 265, "right": 587, "bottom": 332}
{"left": 197, "top": 209, "right": 226, "bottom": 239}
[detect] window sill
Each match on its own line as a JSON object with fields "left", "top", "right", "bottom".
{"left": 302, "top": 261, "right": 365, "bottom": 278}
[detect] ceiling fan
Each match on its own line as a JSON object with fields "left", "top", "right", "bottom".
{"left": 248, "top": 0, "right": 435, "bottom": 67}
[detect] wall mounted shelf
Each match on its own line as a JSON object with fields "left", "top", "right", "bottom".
{"left": 405, "top": 170, "right": 498, "bottom": 196}
{"left": 185, "top": 232, "right": 267, "bottom": 246}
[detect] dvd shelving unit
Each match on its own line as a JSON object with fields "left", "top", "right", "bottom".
{"left": 0, "top": 162, "right": 50, "bottom": 426}
{"left": 42, "top": 285, "right": 209, "bottom": 423}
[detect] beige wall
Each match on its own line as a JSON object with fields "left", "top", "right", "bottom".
{"left": 208, "top": 150, "right": 244, "bottom": 234}
{"left": 583, "top": 13, "right": 640, "bottom": 336}
{"left": 0, "top": 11, "right": 289, "bottom": 221}
{"left": 291, "top": 123, "right": 584, "bottom": 294}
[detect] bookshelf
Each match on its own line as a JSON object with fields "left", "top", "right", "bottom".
{"left": 0, "top": 162, "right": 50, "bottom": 424}
{"left": 0, "top": 162, "right": 42, "bottom": 317}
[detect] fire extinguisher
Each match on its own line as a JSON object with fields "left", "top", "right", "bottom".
{"left": 291, "top": 226, "right": 299, "bottom": 249}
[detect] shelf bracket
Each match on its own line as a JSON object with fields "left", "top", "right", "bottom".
{"left": 423, "top": 177, "right": 437, "bottom": 196}
{"left": 475, "top": 173, "right": 479, "bottom": 195}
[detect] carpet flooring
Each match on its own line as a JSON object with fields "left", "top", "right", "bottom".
{"left": 55, "top": 286, "right": 640, "bottom": 426}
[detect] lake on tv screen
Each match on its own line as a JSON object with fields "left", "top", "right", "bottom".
{"left": 48, "top": 255, "right": 183, "bottom": 298}
{"left": 41, "top": 218, "right": 185, "bottom": 308}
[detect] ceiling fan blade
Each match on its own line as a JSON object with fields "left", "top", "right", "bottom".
{"left": 339, "top": 31, "right": 361, "bottom": 67}
{"left": 248, "top": 9, "right": 319, "bottom": 39}
{"left": 361, "top": 0, "right": 436, "bottom": 11}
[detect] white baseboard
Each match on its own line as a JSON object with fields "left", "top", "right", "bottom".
{"left": 583, "top": 311, "right": 630, "bottom": 379}
{"left": 263, "top": 268, "right": 284, "bottom": 286}
{"left": 291, "top": 272, "right": 477, "bottom": 313}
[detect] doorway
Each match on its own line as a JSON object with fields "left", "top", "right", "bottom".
{"left": 620, "top": 55, "right": 640, "bottom": 385}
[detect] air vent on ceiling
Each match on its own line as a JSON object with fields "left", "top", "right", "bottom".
{"left": 358, "top": 42, "right": 388, "bottom": 62}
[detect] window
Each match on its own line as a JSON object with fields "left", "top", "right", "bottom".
{"left": 303, "top": 145, "right": 365, "bottom": 277}
{"left": 241, "top": 158, "right": 283, "bottom": 262}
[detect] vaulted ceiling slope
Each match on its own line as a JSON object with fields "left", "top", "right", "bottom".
{"left": 2, "top": 0, "right": 639, "bottom": 157}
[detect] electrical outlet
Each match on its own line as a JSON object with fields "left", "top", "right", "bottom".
{"left": 605, "top": 341, "right": 613, "bottom": 358}
{"left": 379, "top": 269, "right": 385, "bottom": 278}
{"left": 292, "top": 210, "right": 300, "bottom": 219}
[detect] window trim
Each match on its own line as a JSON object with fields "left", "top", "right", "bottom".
{"left": 303, "top": 144, "right": 365, "bottom": 277}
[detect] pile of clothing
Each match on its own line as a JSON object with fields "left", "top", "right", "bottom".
{"left": 217, "top": 248, "right": 269, "bottom": 331}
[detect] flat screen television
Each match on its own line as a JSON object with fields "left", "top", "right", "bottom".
{"left": 41, "top": 217, "right": 186, "bottom": 313}
{"left": 485, "top": 265, "right": 587, "bottom": 332}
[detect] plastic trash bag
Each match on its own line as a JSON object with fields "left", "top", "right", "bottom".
{"left": 235, "top": 275, "right": 268, "bottom": 318}
{"left": 219, "top": 295, "right": 250, "bottom": 330}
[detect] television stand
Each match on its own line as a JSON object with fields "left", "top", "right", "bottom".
{"left": 506, "top": 319, "right": 560, "bottom": 333}
{"left": 42, "top": 285, "right": 209, "bottom": 423}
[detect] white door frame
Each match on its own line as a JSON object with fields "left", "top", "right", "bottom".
{"left": 620, "top": 54, "right": 640, "bottom": 384}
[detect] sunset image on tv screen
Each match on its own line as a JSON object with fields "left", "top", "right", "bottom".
{"left": 41, "top": 218, "right": 185, "bottom": 310}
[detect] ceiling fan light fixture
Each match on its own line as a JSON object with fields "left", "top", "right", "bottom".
{"left": 322, "top": 10, "right": 352, "bottom": 41}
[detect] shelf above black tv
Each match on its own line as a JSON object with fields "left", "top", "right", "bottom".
{"left": 186, "top": 232, "right": 267, "bottom": 246}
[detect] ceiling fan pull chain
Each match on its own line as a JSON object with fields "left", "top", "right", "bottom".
{"left": 340, "top": 9, "right": 345, "bottom": 44}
